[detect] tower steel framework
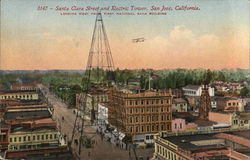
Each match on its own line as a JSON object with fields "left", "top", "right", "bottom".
{"left": 70, "top": 12, "right": 115, "bottom": 157}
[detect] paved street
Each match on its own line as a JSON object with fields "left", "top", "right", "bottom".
{"left": 37, "top": 84, "right": 154, "bottom": 160}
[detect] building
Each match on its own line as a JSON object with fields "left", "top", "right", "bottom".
{"left": 0, "top": 122, "right": 10, "bottom": 151}
{"left": 76, "top": 88, "right": 108, "bottom": 119}
{"left": 211, "top": 97, "right": 217, "bottom": 109}
{"left": 171, "top": 89, "right": 184, "bottom": 98}
{"left": 0, "top": 90, "right": 39, "bottom": 101}
{"left": 11, "top": 83, "right": 37, "bottom": 91}
{"left": 127, "top": 78, "right": 141, "bottom": 88}
{"left": 182, "top": 85, "right": 214, "bottom": 97}
{"left": 97, "top": 103, "right": 108, "bottom": 124}
{"left": 8, "top": 118, "right": 60, "bottom": 151}
{"left": 5, "top": 118, "right": 69, "bottom": 159}
{"left": 108, "top": 88, "right": 172, "bottom": 141}
{"left": 171, "top": 118, "right": 197, "bottom": 132}
{"left": 209, "top": 112, "right": 250, "bottom": 129}
{"left": 216, "top": 97, "right": 240, "bottom": 112}
{"left": 172, "top": 98, "right": 188, "bottom": 112}
{"left": 154, "top": 130, "right": 250, "bottom": 160}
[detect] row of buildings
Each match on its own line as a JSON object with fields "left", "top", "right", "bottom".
{"left": 154, "top": 129, "right": 250, "bottom": 160}
{"left": 0, "top": 83, "right": 72, "bottom": 159}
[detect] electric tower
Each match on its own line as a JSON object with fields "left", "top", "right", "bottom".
{"left": 70, "top": 12, "right": 115, "bottom": 157}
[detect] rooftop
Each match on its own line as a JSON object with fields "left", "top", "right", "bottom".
{"left": 182, "top": 85, "right": 200, "bottom": 90}
{"left": 173, "top": 98, "right": 187, "bottom": 104}
{"left": 163, "top": 134, "right": 222, "bottom": 150}
{"left": 0, "top": 90, "right": 38, "bottom": 94}
{"left": 4, "top": 110, "right": 51, "bottom": 121}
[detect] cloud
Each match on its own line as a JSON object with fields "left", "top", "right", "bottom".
{"left": 1, "top": 25, "right": 249, "bottom": 70}
{"left": 113, "top": 25, "right": 248, "bottom": 70}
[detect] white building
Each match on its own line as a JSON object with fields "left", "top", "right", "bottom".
{"left": 97, "top": 103, "right": 108, "bottom": 125}
{"left": 182, "top": 85, "right": 214, "bottom": 97}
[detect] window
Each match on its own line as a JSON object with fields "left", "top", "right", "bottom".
{"left": 152, "top": 125, "right": 154, "bottom": 131}
{"left": 167, "top": 124, "right": 170, "bottom": 130}
{"left": 161, "top": 100, "right": 163, "bottom": 104}
{"left": 41, "top": 135, "right": 44, "bottom": 140}
{"left": 23, "top": 136, "right": 26, "bottom": 142}
{"left": 130, "top": 108, "right": 133, "bottom": 114}
{"left": 50, "top": 134, "right": 53, "bottom": 139}
{"left": 130, "top": 101, "right": 133, "bottom": 105}
{"left": 141, "top": 108, "right": 144, "bottom": 113}
{"left": 180, "top": 123, "right": 182, "bottom": 129}
{"left": 161, "top": 115, "right": 164, "bottom": 121}
{"left": 136, "top": 116, "right": 138, "bottom": 122}
{"left": 37, "top": 135, "right": 40, "bottom": 140}
{"left": 175, "top": 123, "right": 177, "bottom": 129}
{"left": 136, "top": 108, "right": 138, "bottom": 113}
{"left": 54, "top": 134, "right": 57, "bottom": 139}
{"left": 147, "top": 126, "right": 150, "bottom": 131}
{"left": 33, "top": 136, "right": 36, "bottom": 140}
{"left": 147, "top": 116, "right": 150, "bottom": 122}
{"left": 141, "top": 101, "right": 144, "bottom": 105}
{"left": 141, "top": 126, "right": 144, "bottom": 132}
{"left": 136, "top": 126, "right": 139, "bottom": 132}
{"left": 14, "top": 137, "right": 17, "bottom": 142}
{"left": 46, "top": 134, "right": 48, "bottom": 139}
{"left": 28, "top": 136, "right": 30, "bottom": 141}
{"left": 228, "top": 103, "right": 231, "bottom": 106}
{"left": 130, "top": 117, "right": 133, "bottom": 123}
{"left": 10, "top": 138, "right": 12, "bottom": 143}
{"left": 19, "top": 137, "right": 21, "bottom": 142}
{"left": 141, "top": 116, "right": 144, "bottom": 122}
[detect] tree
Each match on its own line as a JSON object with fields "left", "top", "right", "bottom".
{"left": 240, "top": 87, "right": 249, "bottom": 97}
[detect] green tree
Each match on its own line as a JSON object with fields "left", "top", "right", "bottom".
{"left": 240, "top": 87, "right": 249, "bottom": 97}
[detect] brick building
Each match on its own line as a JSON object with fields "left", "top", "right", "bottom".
{"left": 108, "top": 88, "right": 172, "bottom": 139}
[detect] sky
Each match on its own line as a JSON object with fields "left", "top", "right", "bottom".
{"left": 0, "top": 0, "right": 249, "bottom": 70}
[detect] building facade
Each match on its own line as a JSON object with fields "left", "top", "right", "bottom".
{"left": 182, "top": 85, "right": 214, "bottom": 97}
{"left": 108, "top": 89, "right": 172, "bottom": 139}
{"left": 154, "top": 131, "right": 250, "bottom": 160}
{"left": 172, "top": 98, "right": 188, "bottom": 112}
{"left": 11, "top": 84, "right": 37, "bottom": 91}
{"left": 0, "top": 91, "right": 39, "bottom": 101}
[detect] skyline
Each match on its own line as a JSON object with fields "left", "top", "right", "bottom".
{"left": 0, "top": 0, "right": 249, "bottom": 70}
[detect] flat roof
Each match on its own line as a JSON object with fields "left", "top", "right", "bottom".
{"left": 4, "top": 110, "right": 51, "bottom": 120}
{"left": 163, "top": 134, "right": 221, "bottom": 150}
{"left": 0, "top": 90, "right": 38, "bottom": 94}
